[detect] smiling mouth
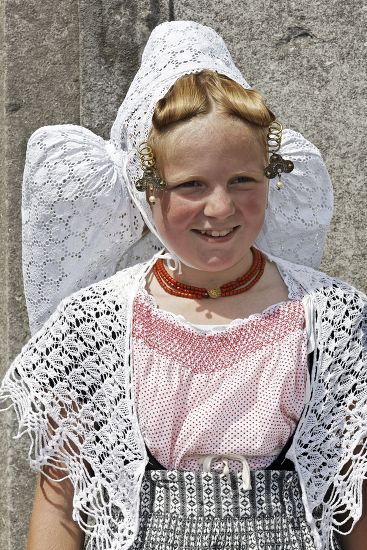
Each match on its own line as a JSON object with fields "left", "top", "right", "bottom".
{"left": 192, "top": 226, "right": 239, "bottom": 238}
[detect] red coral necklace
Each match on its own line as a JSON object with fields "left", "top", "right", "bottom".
{"left": 153, "top": 247, "right": 266, "bottom": 299}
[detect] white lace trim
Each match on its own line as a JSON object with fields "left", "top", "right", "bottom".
{"left": 138, "top": 285, "right": 302, "bottom": 335}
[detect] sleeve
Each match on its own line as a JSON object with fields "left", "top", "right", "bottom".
{"left": 290, "top": 285, "right": 367, "bottom": 550}
{"left": 0, "top": 296, "right": 92, "bottom": 526}
{"left": 22, "top": 124, "right": 144, "bottom": 335}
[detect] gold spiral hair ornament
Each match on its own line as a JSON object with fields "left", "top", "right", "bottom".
{"left": 135, "top": 142, "right": 166, "bottom": 204}
{"left": 138, "top": 143, "right": 156, "bottom": 171}
{"left": 267, "top": 121, "right": 282, "bottom": 153}
{"left": 264, "top": 121, "right": 294, "bottom": 190}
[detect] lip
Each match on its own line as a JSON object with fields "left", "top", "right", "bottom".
{"left": 191, "top": 226, "right": 240, "bottom": 243}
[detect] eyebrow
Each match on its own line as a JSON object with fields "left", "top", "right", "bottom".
{"left": 166, "top": 177, "right": 200, "bottom": 186}
{"left": 166, "top": 171, "right": 265, "bottom": 185}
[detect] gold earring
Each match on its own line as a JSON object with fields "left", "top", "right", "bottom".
{"left": 148, "top": 184, "right": 156, "bottom": 205}
{"left": 135, "top": 142, "right": 166, "bottom": 194}
{"left": 264, "top": 121, "right": 294, "bottom": 190}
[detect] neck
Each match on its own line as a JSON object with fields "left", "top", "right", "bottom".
{"left": 167, "top": 249, "right": 255, "bottom": 289}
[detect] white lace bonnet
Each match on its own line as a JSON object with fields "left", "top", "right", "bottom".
{"left": 22, "top": 21, "right": 333, "bottom": 334}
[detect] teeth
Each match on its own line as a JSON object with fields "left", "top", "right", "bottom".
{"left": 200, "top": 229, "right": 233, "bottom": 237}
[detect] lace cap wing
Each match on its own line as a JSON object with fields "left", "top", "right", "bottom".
{"left": 255, "top": 129, "right": 333, "bottom": 268}
{"left": 22, "top": 124, "right": 144, "bottom": 335}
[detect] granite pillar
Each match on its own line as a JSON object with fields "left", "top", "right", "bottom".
{"left": 0, "top": 1, "right": 80, "bottom": 548}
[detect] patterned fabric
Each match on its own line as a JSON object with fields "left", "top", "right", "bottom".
{"left": 0, "top": 256, "right": 366, "bottom": 550}
{"left": 21, "top": 125, "right": 145, "bottom": 334}
{"left": 104, "top": 469, "right": 321, "bottom": 550}
{"left": 132, "top": 290, "right": 308, "bottom": 470}
{"left": 22, "top": 21, "right": 333, "bottom": 335}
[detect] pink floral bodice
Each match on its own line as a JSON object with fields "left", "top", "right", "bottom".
{"left": 132, "top": 288, "right": 308, "bottom": 471}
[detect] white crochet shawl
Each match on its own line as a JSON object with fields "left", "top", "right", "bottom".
{"left": 1, "top": 253, "right": 366, "bottom": 550}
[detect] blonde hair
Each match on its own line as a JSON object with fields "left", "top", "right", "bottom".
{"left": 148, "top": 70, "right": 275, "bottom": 160}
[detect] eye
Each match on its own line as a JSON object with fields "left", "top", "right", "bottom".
{"left": 231, "top": 176, "right": 253, "bottom": 185}
{"left": 175, "top": 180, "right": 202, "bottom": 189}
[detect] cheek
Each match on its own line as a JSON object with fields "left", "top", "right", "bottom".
{"left": 239, "top": 189, "right": 267, "bottom": 220}
{"left": 152, "top": 194, "right": 197, "bottom": 235}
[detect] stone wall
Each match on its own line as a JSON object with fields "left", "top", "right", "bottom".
{"left": 0, "top": 1, "right": 365, "bottom": 548}
{"left": 0, "top": 1, "right": 80, "bottom": 547}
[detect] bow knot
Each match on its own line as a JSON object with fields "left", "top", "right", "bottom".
{"left": 105, "top": 140, "right": 127, "bottom": 170}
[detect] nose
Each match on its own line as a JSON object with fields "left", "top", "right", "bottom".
{"left": 203, "top": 185, "right": 235, "bottom": 219}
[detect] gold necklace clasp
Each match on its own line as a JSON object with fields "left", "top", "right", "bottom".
{"left": 207, "top": 287, "right": 221, "bottom": 298}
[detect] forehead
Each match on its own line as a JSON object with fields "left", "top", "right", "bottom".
{"left": 159, "top": 114, "right": 267, "bottom": 178}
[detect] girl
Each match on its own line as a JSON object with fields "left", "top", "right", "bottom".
{"left": 1, "top": 21, "right": 366, "bottom": 550}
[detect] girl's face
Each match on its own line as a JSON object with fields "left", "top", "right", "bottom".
{"left": 151, "top": 113, "right": 268, "bottom": 274}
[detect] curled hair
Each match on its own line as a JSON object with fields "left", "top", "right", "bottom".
{"left": 148, "top": 70, "right": 276, "bottom": 159}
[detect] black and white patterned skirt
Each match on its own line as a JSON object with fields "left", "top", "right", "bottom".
{"left": 129, "top": 469, "right": 318, "bottom": 550}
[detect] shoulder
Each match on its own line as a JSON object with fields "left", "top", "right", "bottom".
{"left": 16, "top": 262, "right": 150, "bottom": 365}
{"left": 271, "top": 253, "right": 366, "bottom": 310}
{"left": 59, "top": 262, "right": 148, "bottom": 311}
{"left": 31, "top": 262, "right": 149, "bottom": 342}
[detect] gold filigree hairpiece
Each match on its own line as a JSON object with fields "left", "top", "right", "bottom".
{"left": 264, "top": 121, "right": 294, "bottom": 190}
{"left": 135, "top": 143, "right": 166, "bottom": 204}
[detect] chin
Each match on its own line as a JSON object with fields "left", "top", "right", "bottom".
{"left": 181, "top": 253, "right": 246, "bottom": 273}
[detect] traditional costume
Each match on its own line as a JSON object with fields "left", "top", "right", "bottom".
{"left": 0, "top": 20, "right": 366, "bottom": 550}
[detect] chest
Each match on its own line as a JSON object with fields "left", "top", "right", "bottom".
{"left": 145, "top": 262, "right": 290, "bottom": 325}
